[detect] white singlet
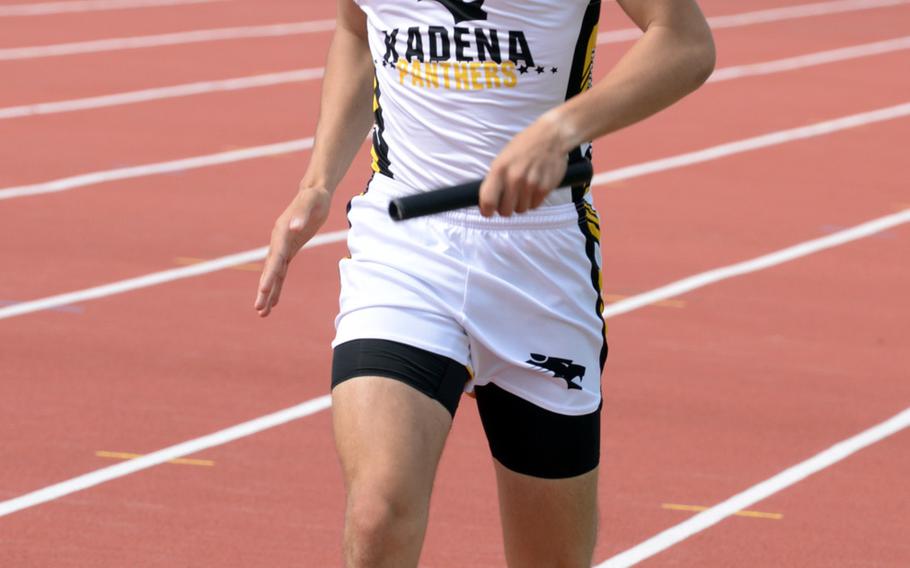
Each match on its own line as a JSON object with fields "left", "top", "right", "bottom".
{"left": 356, "top": 0, "right": 600, "bottom": 205}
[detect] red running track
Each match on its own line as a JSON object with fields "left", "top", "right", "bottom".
{"left": 1, "top": 1, "right": 908, "bottom": 566}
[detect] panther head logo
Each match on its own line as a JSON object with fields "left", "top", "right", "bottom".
{"left": 526, "top": 353, "right": 586, "bottom": 390}
{"left": 420, "top": 0, "right": 488, "bottom": 23}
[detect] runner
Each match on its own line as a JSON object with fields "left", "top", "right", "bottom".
{"left": 255, "top": 1, "right": 714, "bottom": 565}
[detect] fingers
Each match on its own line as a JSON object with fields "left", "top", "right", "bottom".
{"left": 533, "top": 160, "right": 566, "bottom": 209}
{"left": 515, "top": 166, "right": 540, "bottom": 214}
{"left": 498, "top": 167, "right": 526, "bottom": 217}
{"left": 480, "top": 163, "right": 532, "bottom": 217}
{"left": 264, "top": 267, "right": 286, "bottom": 313}
{"left": 254, "top": 254, "right": 286, "bottom": 317}
{"left": 479, "top": 163, "right": 504, "bottom": 217}
{"left": 254, "top": 214, "right": 307, "bottom": 317}
{"left": 480, "top": 163, "right": 556, "bottom": 217}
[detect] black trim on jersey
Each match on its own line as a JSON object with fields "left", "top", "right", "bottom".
{"left": 575, "top": 200, "right": 608, "bottom": 374}
{"left": 344, "top": 174, "right": 373, "bottom": 228}
{"left": 475, "top": 383, "right": 601, "bottom": 479}
{"left": 565, "top": 0, "right": 600, "bottom": 202}
{"left": 371, "top": 75, "right": 394, "bottom": 179}
{"left": 565, "top": 0, "right": 600, "bottom": 101}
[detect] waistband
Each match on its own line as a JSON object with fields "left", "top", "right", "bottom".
{"left": 365, "top": 173, "right": 585, "bottom": 230}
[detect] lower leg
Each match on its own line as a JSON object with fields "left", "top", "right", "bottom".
{"left": 494, "top": 462, "right": 599, "bottom": 568}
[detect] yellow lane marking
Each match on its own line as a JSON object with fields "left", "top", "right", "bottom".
{"left": 174, "top": 257, "right": 262, "bottom": 272}
{"left": 220, "top": 145, "right": 286, "bottom": 159}
{"left": 662, "top": 503, "right": 782, "bottom": 520}
{"left": 604, "top": 293, "right": 686, "bottom": 309}
{"left": 95, "top": 451, "right": 215, "bottom": 467}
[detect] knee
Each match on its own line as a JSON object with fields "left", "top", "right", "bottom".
{"left": 345, "top": 488, "right": 424, "bottom": 547}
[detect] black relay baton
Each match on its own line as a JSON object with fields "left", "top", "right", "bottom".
{"left": 388, "top": 160, "right": 594, "bottom": 221}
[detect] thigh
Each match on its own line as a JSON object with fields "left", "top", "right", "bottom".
{"left": 332, "top": 338, "right": 471, "bottom": 490}
{"left": 332, "top": 375, "right": 452, "bottom": 502}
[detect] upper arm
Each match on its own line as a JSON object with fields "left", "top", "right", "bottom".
{"left": 616, "top": 0, "right": 711, "bottom": 39}
{"left": 337, "top": 0, "right": 368, "bottom": 41}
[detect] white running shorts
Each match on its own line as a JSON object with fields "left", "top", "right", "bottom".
{"left": 333, "top": 174, "right": 606, "bottom": 416}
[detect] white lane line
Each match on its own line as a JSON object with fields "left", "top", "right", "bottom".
{"left": 0, "top": 138, "right": 313, "bottom": 201}
{"left": 0, "top": 210, "right": 906, "bottom": 517}
{"left": 5, "top": 36, "right": 908, "bottom": 121}
{"left": 0, "top": 230, "right": 347, "bottom": 321}
{"left": 0, "top": 0, "right": 222, "bottom": 17}
{"left": 603, "top": 209, "right": 910, "bottom": 318}
{"left": 0, "top": 20, "right": 336, "bottom": 61}
{"left": 596, "top": 406, "right": 910, "bottom": 567}
{"left": 598, "top": 0, "right": 910, "bottom": 43}
{"left": 2, "top": 101, "right": 910, "bottom": 319}
{"left": 3, "top": 97, "right": 909, "bottom": 203}
{"left": 0, "top": 68, "right": 325, "bottom": 120}
{"left": 0, "top": 395, "right": 333, "bottom": 517}
{"left": 3, "top": 0, "right": 905, "bottom": 61}
{"left": 706, "top": 0, "right": 910, "bottom": 29}
{"left": 707, "top": 36, "right": 910, "bottom": 83}
{"left": 591, "top": 102, "right": 910, "bottom": 187}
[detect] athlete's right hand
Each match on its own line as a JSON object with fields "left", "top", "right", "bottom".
{"left": 254, "top": 186, "right": 332, "bottom": 317}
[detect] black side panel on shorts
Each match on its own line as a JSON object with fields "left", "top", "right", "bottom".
{"left": 475, "top": 383, "right": 601, "bottom": 479}
{"left": 332, "top": 339, "right": 469, "bottom": 417}
{"left": 576, "top": 200, "right": 608, "bottom": 373}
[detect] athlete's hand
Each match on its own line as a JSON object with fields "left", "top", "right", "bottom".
{"left": 479, "top": 111, "right": 572, "bottom": 217}
{"left": 254, "top": 186, "right": 332, "bottom": 317}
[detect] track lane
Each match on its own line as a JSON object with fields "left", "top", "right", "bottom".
{"left": 0, "top": 144, "right": 371, "bottom": 300}
{"left": 595, "top": 2, "right": 910, "bottom": 71}
{"left": 656, "top": 430, "right": 910, "bottom": 567}
{"left": 0, "top": 410, "right": 349, "bottom": 567}
{"left": 592, "top": 224, "right": 910, "bottom": 566}
{"left": 0, "top": 84, "right": 323, "bottom": 186}
{"left": 0, "top": 35, "right": 331, "bottom": 107}
{"left": 0, "top": 240, "right": 344, "bottom": 496}
{"left": 0, "top": 0, "right": 333, "bottom": 48}
{"left": 599, "top": 118, "right": 910, "bottom": 299}
{"left": 597, "top": 48, "right": 910, "bottom": 171}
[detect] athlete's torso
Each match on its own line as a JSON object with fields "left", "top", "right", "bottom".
{"left": 356, "top": 0, "right": 601, "bottom": 204}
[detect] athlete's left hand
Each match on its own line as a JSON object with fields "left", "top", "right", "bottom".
{"left": 478, "top": 111, "right": 571, "bottom": 217}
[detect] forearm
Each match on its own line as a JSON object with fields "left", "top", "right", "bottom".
{"left": 551, "top": 6, "right": 715, "bottom": 151}
{"left": 300, "top": 21, "right": 374, "bottom": 193}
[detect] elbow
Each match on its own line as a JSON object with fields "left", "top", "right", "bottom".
{"left": 689, "top": 32, "right": 716, "bottom": 88}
